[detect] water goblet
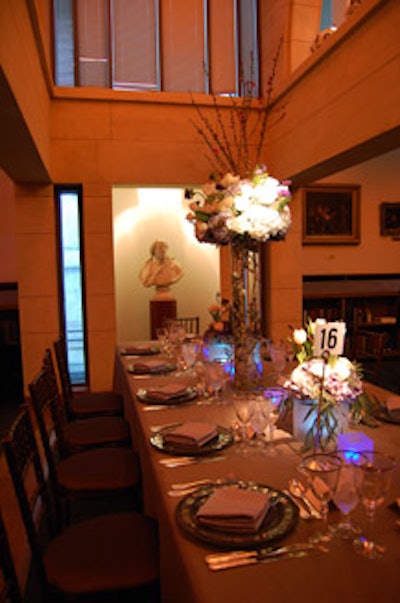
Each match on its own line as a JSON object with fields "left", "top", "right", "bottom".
{"left": 155, "top": 327, "right": 168, "bottom": 352}
{"left": 299, "top": 452, "right": 343, "bottom": 542}
{"left": 249, "top": 395, "right": 270, "bottom": 450}
{"left": 331, "top": 450, "right": 366, "bottom": 540}
{"left": 268, "top": 341, "right": 287, "bottom": 380}
{"left": 201, "top": 360, "right": 225, "bottom": 402}
{"left": 181, "top": 340, "right": 200, "bottom": 373}
{"left": 232, "top": 393, "right": 256, "bottom": 454}
{"left": 263, "top": 387, "right": 286, "bottom": 444}
{"left": 353, "top": 451, "right": 396, "bottom": 559}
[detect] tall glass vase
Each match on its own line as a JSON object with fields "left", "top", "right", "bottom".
{"left": 231, "top": 241, "right": 262, "bottom": 392}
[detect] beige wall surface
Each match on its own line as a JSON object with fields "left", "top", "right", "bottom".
{"left": 112, "top": 186, "right": 220, "bottom": 342}
{"left": 0, "top": 170, "right": 17, "bottom": 283}
{"left": 0, "top": 0, "right": 52, "bottom": 182}
{"left": 267, "top": 0, "right": 400, "bottom": 183}
{"left": 302, "top": 148, "right": 400, "bottom": 276}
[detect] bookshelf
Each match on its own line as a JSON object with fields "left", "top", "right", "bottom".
{"left": 303, "top": 275, "right": 400, "bottom": 359}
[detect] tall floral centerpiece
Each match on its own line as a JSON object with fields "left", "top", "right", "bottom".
{"left": 185, "top": 47, "right": 292, "bottom": 391}
{"left": 283, "top": 319, "right": 367, "bottom": 450}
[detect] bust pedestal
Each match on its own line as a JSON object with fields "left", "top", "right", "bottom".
{"left": 149, "top": 287, "right": 177, "bottom": 339}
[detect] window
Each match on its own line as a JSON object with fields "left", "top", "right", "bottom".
{"left": 320, "top": 0, "right": 351, "bottom": 29}
{"left": 53, "top": 0, "right": 75, "bottom": 86}
{"left": 55, "top": 186, "right": 87, "bottom": 386}
{"left": 53, "top": 0, "right": 259, "bottom": 95}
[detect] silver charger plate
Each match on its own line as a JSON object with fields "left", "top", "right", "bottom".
{"left": 136, "top": 386, "right": 198, "bottom": 405}
{"left": 377, "top": 407, "right": 400, "bottom": 425}
{"left": 127, "top": 362, "right": 176, "bottom": 375}
{"left": 120, "top": 346, "right": 160, "bottom": 356}
{"left": 150, "top": 423, "right": 233, "bottom": 456}
{"left": 175, "top": 481, "right": 299, "bottom": 549}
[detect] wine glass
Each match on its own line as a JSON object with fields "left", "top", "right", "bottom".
{"left": 353, "top": 451, "right": 396, "bottom": 559}
{"left": 268, "top": 341, "right": 287, "bottom": 380}
{"left": 299, "top": 452, "right": 342, "bottom": 542}
{"left": 232, "top": 393, "right": 256, "bottom": 454}
{"left": 181, "top": 340, "right": 200, "bottom": 372}
{"left": 203, "top": 360, "right": 226, "bottom": 402}
{"left": 331, "top": 450, "right": 366, "bottom": 540}
{"left": 249, "top": 395, "right": 270, "bottom": 450}
{"left": 263, "top": 387, "right": 286, "bottom": 444}
{"left": 155, "top": 327, "right": 168, "bottom": 352}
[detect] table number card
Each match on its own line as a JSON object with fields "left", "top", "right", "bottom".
{"left": 313, "top": 321, "right": 346, "bottom": 357}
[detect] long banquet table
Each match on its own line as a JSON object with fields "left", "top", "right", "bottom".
{"left": 114, "top": 343, "right": 400, "bottom": 603}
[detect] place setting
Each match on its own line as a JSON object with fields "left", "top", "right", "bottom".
{"left": 174, "top": 479, "right": 302, "bottom": 556}
{"left": 150, "top": 420, "right": 234, "bottom": 458}
{"left": 373, "top": 394, "right": 400, "bottom": 425}
{"left": 137, "top": 382, "right": 198, "bottom": 405}
{"left": 119, "top": 343, "right": 161, "bottom": 356}
{"left": 127, "top": 357, "right": 177, "bottom": 375}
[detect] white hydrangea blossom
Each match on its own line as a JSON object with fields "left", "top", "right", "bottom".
{"left": 187, "top": 166, "right": 292, "bottom": 246}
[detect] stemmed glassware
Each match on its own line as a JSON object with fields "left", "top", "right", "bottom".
{"left": 249, "top": 394, "right": 270, "bottom": 450}
{"left": 353, "top": 451, "right": 396, "bottom": 559}
{"left": 268, "top": 341, "right": 287, "bottom": 380}
{"left": 181, "top": 339, "right": 200, "bottom": 373}
{"left": 262, "top": 387, "right": 286, "bottom": 444}
{"left": 232, "top": 393, "right": 255, "bottom": 455}
{"left": 155, "top": 327, "right": 168, "bottom": 353}
{"left": 299, "top": 452, "right": 343, "bottom": 542}
{"left": 331, "top": 450, "right": 366, "bottom": 539}
{"left": 167, "top": 321, "right": 187, "bottom": 372}
{"left": 201, "top": 360, "right": 227, "bottom": 402}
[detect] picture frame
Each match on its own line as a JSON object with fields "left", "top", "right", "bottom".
{"left": 302, "top": 184, "right": 360, "bottom": 245}
{"left": 380, "top": 203, "right": 400, "bottom": 236}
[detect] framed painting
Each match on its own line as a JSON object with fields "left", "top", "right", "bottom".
{"left": 380, "top": 203, "right": 400, "bottom": 236}
{"left": 302, "top": 184, "right": 360, "bottom": 245}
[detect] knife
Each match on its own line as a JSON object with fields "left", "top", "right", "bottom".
{"left": 206, "top": 545, "right": 313, "bottom": 571}
{"left": 160, "top": 455, "right": 226, "bottom": 468}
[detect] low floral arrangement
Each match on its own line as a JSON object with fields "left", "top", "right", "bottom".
{"left": 283, "top": 319, "right": 375, "bottom": 449}
{"left": 185, "top": 166, "right": 291, "bottom": 247}
{"left": 207, "top": 294, "right": 232, "bottom": 333}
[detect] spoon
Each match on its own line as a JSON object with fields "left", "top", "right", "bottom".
{"left": 289, "top": 478, "right": 322, "bottom": 519}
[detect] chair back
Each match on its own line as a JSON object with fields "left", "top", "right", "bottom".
{"left": 28, "top": 368, "right": 67, "bottom": 528}
{"left": 41, "top": 348, "right": 60, "bottom": 400}
{"left": 0, "top": 508, "right": 22, "bottom": 603}
{"left": 1, "top": 409, "right": 53, "bottom": 599}
{"left": 53, "top": 336, "right": 74, "bottom": 410}
{"left": 354, "top": 329, "right": 386, "bottom": 381}
{"left": 165, "top": 316, "right": 200, "bottom": 336}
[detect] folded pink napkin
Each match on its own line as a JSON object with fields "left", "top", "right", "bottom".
{"left": 132, "top": 359, "right": 168, "bottom": 373}
{"left": 121, "top": 345, "right": 155, "bottom": 355}
{"left": 146, "top": 383, "right": 188, "bottom": 401}
{"left": 163, "top": 422, "right": 218, "bottom": 449}
{"left": 196, "top": 486, "right": 270, "bottom": 533}
{"left": 386, "top": 395, "right": 400, "bottom": 412}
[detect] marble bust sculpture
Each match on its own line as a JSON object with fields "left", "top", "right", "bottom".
{"left": 139, "top": 240, "right": 183, "bottom": 299}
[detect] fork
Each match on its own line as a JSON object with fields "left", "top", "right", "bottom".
{"left": 168, "top": 477, "right": 235, "bottom": 496}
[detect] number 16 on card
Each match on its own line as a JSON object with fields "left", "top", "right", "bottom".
{"left": 313, "top": 322, "right": 346, "bottom": 357}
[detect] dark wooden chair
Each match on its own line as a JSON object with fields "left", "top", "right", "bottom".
{"left": 165, "top": 316, "right": 200, "bottom": 336}
{"left": 354, "top": 329, "right": 387, "bottom": 382}
{"left": 28, "top": 368, "right": 142, "bottom": 527}
{"left": 53, "top": 336, "right": 123, "bottom": 420}
{"left": 42, "top": 349, "right": 131, "bottom": 455}
{"left": 0, "top": 508, "right": 22, "bottom": 603}
{"left": 1, "top": 408, "right": 159, "bottom": 602}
